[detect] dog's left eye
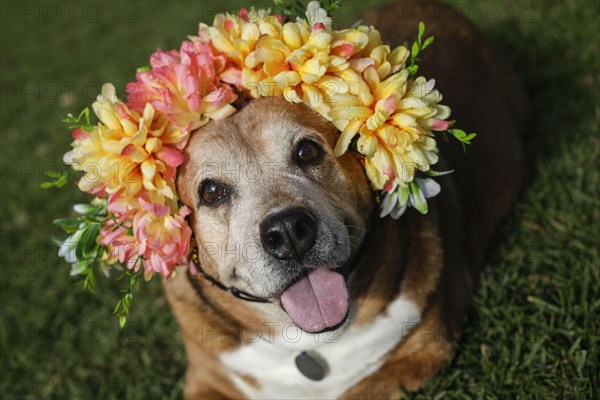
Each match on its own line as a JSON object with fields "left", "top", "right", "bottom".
{"left": 295, "top": 140, "right": 323, "bottom": 167}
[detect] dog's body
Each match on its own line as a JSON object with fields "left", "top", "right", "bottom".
{"left": 165, "top": 1, "right": 526, "bottom": 398}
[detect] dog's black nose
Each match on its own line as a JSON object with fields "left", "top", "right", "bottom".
{"left": 260, "top": 208, "right": 317, "bottom": 261}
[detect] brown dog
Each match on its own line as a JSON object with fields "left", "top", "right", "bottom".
{"left": 166, "top": 1, "right": 526, "bottom": 398}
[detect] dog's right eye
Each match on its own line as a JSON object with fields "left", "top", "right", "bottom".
{"left": 199, "top": 180, "right": 229, "bottom": 205}
{"left": 294, "top": 139, "right": 323, "bottom": 167}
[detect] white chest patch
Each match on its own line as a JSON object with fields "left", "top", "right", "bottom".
{"left": 219, "top": 295, "right": 421, "bottom": 399}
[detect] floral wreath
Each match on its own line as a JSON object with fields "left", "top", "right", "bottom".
{"left": 44, "top": 1, "right": 475, "bottom": 326}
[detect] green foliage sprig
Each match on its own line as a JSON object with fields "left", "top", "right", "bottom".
{"left": 62, "top": 107, "right": 94, "bottom": 132}
{"left": 53, "top": 198, "right": 141, "bottom": 326}
{"left": 438, "top": 124, "right": 478, "bottom": 152}
{"left": 114, "top": 272, "right": 141, "bottom": 328}
{"left": 407, "top": 22, "right": 435, "bottom": 76}
{"left": 40, "top": 170, "right": 70, "bottom": 189}
{"left": 54, "top": 199, "right": 108, "bottom": 293}
{"left": 449, "top": 128, "right": 477, "bottom": 150}
{"left": 405, "top": 23, "right": 476, "bottom": 150}
{"left": 42, "top": 108, "right": 141, "bottom": 327}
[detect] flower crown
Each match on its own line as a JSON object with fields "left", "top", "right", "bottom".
{"left": 45, "top": 1, "right": 475, "bottom": 325}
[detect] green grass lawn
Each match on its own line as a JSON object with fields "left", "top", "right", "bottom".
{"left": 1, "top": 0, "right": 598, "bottom": 398}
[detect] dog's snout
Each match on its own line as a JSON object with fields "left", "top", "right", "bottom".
{"left": 260, "top": 208, "right": 317, "bottom": 261}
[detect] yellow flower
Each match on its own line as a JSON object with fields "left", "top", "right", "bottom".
{"left": 330, "top": 64, "right": 449, "bottom": 190}
{"left": 198, "top": 7, "right": 363, "bottom": 114}
{"left": 197, "top": 8, "right": 451, "bottom": 192}
{"left": 65, "top": 84, "right": 186, "bottom": 212}
{"left": 198, "top": 11, "right": 261, "bottom": 69}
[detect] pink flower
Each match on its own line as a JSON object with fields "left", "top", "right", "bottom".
{"left": 133, "top": 199, "right": 192, "bottom": 279}
{"left": 238, "top": 7, "right": 249, "bottom": 22}
{"left": 428, "top": 118, "right": 451, "bottom": 131}
{"left": 98, "top": 212, "right": 139, "bottom": 271}
{"left": 126, "top": 39, "right": 238, "bottom": 132}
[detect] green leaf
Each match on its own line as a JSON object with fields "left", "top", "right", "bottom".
{"left": 426, "top": 169, "right": 454, "bottom": 177}
{"left": 399, "top": 185, "right": 410, "bottom": 205}
{"left": 40, "top": 172, "right": 69, "bottom": 189}
{"left": 450, "top": 128, "right": 466, "bottom": 138}
{"left": 450, "top": 129, "right": 477, "bottom": 145}
{"left": 46, "top": 170, "right": 62, "bottom": 178}
{"left": 82, "top": 223, "right": 101, "bottom": 258}
{"left": 82, "top": 269, "right": 96, "bottom": 293}
{"left": 407, "top": 65, "right": 419, "bottom": 76}
{"left": 73, "top": 203, "right": 97, "bottom": 216}
{"left": 422, "top": 36, "right": 435, "bottom": 50}
{"left": 294, "top": 1, "right": 304, "bottom": 19}
{"left": 113, "top": 299, "right": 122, "bottom": 314}
{"left": 55, "top": 174, "right": 69, "bottom": 187}
{"left": 136, "top": 65, "right": 151, "bottom": 73}
{"left": 62, "top": 107, "right": 94, "bottom": 132}
{"left": 448, "top": 128, "right": 476, "bottom": 152}
{"left": 53, "top": 218, "right": 82, "bottom": 233}
{"left": 70, "top": 260, "right": 90, "bottom": 276}
{"left": 418, "top": 21, "right": 425, "bottom": 44}
{"left": 409, "top": 181, "right": 428, "bottom": 214}
{"left": 119, "top": 315, "right": 127, "bottom": 328}
{"left": 111, "top": 270, "right": 142, "bottom": 328}
{"left": 75, "top": 222, "right": 101, "bottom": 261}
{"left": 464, "top": 133, "right": 477, "bottom": 142}
{"left": 411, "top": 42, "right": 420, "bottom": 59}
{"left": 325, "top": 0, "right": 342, "bottom": 15}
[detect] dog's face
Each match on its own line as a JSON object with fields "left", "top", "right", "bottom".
{"left": 177, "top": 97, "right": 374, "bottom": 332}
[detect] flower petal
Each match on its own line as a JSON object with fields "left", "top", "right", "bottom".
{"left": 333, "top": 120, "right": 362, "bottom": 157}
{"left": 157, "top": 146, "right": 184, "bottom": 168}
{"left": 417, "top": 177, "right": 441, "bottom": 198}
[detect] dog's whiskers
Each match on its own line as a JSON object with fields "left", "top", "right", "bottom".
{"left": 345, "top": 224, "right": 371, "bottom": 235}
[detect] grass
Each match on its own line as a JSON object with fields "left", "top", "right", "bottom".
{"left": 1, "top": 0, "right": 598, "bottom": 398}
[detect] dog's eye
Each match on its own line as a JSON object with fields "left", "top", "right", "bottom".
{"left": 295, "top": 140, "right": 323, "bottom": 166}
{"left": 199, "top": 180, "right": 228, "bottom": 205}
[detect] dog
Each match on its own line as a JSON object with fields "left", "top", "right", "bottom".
{"left": 165, "top": 1, "right": 527, "bottom": 398}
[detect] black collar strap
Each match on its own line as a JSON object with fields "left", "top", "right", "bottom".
{"left": 188, "top": 236, "right": 271, "bottom": 303}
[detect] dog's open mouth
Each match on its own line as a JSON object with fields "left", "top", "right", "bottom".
{"left": 280, "top": 268, "right": 349, "bottom": 333}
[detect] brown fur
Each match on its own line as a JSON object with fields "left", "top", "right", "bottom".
{"left": 341, "top": 1, "right": 526, "bottom": 395}
{"left": 165, "top": 1, "right": 526, "bottom": 398}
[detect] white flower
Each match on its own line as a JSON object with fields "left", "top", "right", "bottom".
{"left": 73, "top": 203, "right": 96, "bottom": 215}
{"left": 379, "top": 177, "right": 441, "bottom": 219}
{"left": 305, "top": 1, "right": 332, "bottom": 31}
{"left": 58, "top": 224, "right": 85, "bottom": 266}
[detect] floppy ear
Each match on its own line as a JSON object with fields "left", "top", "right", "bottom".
{"left": 337, "top": 150, "right": 376, "bottom": 217}
{"left": 176, "top": 121, "right": 223, "bottom": 213}
{"left": 176, "top": 137, "right": 200, "bottom": 212}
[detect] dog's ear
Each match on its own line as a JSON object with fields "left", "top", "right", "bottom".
{"left": 175, "top": 118, "right": 233, "bottom": 212}
{"left": 342, "top": 151, "right": 375, "bottom": 213}
{"left": 175, "top": 148, "right": 193, "bottom": 209}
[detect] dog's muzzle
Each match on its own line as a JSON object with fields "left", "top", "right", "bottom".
{"left": 259, "top": 207, "right": 317, "bottom": 262}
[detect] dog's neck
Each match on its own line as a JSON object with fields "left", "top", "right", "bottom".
{"left": 346, "top": 213, "right": 412, "bottom": 326}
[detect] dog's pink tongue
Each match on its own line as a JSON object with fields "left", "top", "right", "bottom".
{"left": 280, "top": 268, "right": 348, "bottom": 333}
